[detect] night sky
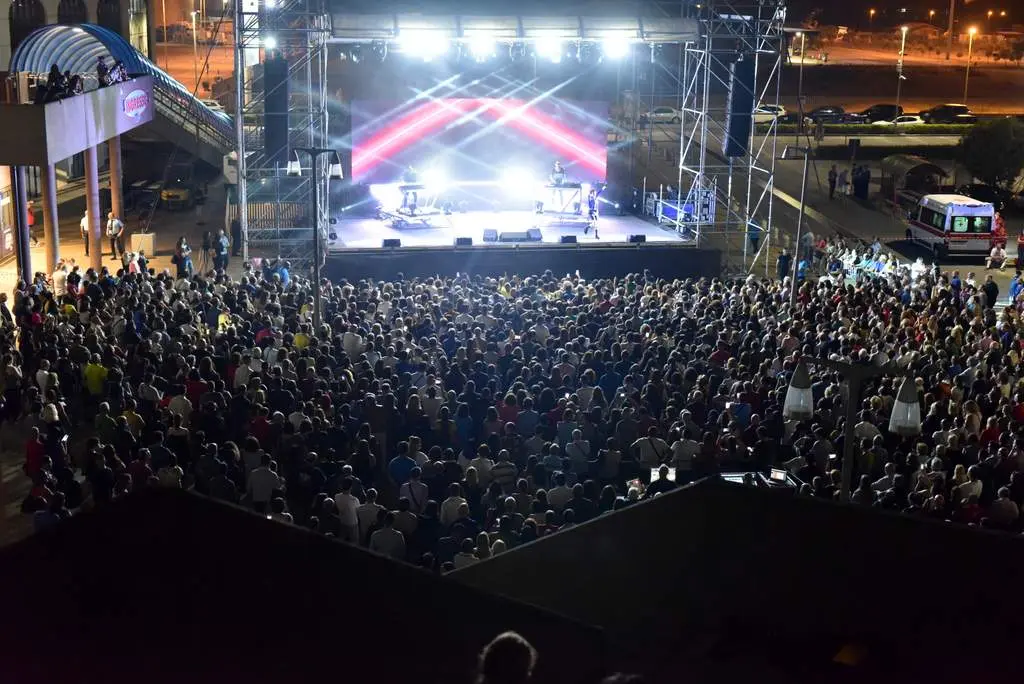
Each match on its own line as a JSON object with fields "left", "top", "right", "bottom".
{"left": 786, "top": 0, "right": 1017, "bottom": 31}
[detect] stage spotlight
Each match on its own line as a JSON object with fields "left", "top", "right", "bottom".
{"left": 399, "top": 31, "right": 448, "bottom": 61}
{"left": 422, "top": 166, "right": 448, "bottom": 190}
{"left": 602, "top": 37, "right": 630, "bottom": 60}
{"left": 502, "top": 167, "right": 537, "bottom": 198}
{"left": 468, "top": 35, "right": 496, "bottom": 61}
{"left": 263, "top": 35, "right": 278, "bottom": 50}
{"left": 536, "top": 37, "right": 563, "bottom": 63}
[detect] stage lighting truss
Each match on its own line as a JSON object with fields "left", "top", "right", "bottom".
{"left": 534, "top": 37, "right": 564, "bottom": 63}
{"left": 601, "top": 37, "right": 631, "bottom": 60}
{"left": 466, "top": 34, "right": 498, "bottom": 62}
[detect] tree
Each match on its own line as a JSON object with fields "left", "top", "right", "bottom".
{"left": 958, "top": 118, "right": 1024, "bottom": 189}
{"left": 1010, "top": 38, "right": 1024, "bottom": 66}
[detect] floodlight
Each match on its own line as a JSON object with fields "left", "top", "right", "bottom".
{"left": 468, "top": 34, "right": 496, "bottom": 61}
{"left": 286, "top": 152, "right": 301, "bottom": 177}
{"left": 263, "top": 35, "right": 277, "bottom": 50}
{"left": 328, "top": 160, "right": 344, "bottom": 180}
{"left": 536, "top": 37, "right": 563, "bottom": 63}
{"left": 400, "top": 31, "right": 448, "bottom": 62}
{"left": 422, "top": 166, "right": 447, "bottom": 189}
{"left": 602, "top": 37, "right": 630, "bottom": 60}
{"left": 502, "top": 167, "right": 537, "bottom": 198}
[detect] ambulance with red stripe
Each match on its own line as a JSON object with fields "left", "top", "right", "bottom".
{"left": 904, "top": 193, "right": 996, "bottom": 259}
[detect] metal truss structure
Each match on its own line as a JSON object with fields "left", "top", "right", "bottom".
{"left": 676, "top": 0, "right": 786, "bottom": 272}
{"left": 234, "top": 0, "right": 331, "bottom": 265}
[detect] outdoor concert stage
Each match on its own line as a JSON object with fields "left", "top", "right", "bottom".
{"left": 324, "top": 210, "right": 720, "bottom": 281}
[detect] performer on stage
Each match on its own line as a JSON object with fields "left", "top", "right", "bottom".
{"left": 401, "top": 166, "right": 418, "bottom": 214}
{"left": 583, "top": 187, "right": 600, "bottom": 239}
{"left": 547, "top": 160, "right": 567, "bottom": 212}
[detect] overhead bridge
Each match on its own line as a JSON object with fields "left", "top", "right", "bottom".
{"left": 10, "top": 24, "right": 233, "bottom": 168}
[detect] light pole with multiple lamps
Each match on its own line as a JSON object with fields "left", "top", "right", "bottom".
{"left": 784, "top": 359, "right": 921, "bottom": 502}
{"left": 795, "top": 30, "right": 806, "bottom": 144}
{"left": 964, "top": 26, "right": 977, "bottom": 104}
{"left": 287, "top": 148, "right": 344, "bottom": 332}
{"left": 895, "top": 26, "right": 909, "bottom": 116}
{"left": 779, "top": 145, "right": 810, "bottom": 308}
{"left": 190, "top": 10, "right": 199, "bottom": 90}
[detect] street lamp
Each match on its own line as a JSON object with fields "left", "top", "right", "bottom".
{"left": 795, "top": 31, "right": 806, "bottom": 143}
{"left": 287, "top": 147, "right": 344, "bottom": 333}
{"left": 964, "top": 26, "right": 977, "bottom": 103}
{"left": 895, "top": 26, "right": 909, "bottom": 117}
{"left": 987, "top": 9, "right": 994, "bottom": 22}
{"left": 784, "top": 357, "right": 921, "bottom": 501}
{"left": 161, "top": 0, "right": 168, "bottom": 69}
{"left": 191, "top": 10, "right": 199, "bottom": 90}
{"left": 779, "top": 145, "right": 810, "bottom": 308}
{"left": 869, "top": 8, "right": 876, "bottom": 29}
{"left": 928, "top": 8, "right": 935, "bottom": 23}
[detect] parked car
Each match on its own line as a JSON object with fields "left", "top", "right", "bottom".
{"left": 859, "top": 103, "right": 903, "bottom": 123}
{"left": 753, "top": 104, "right": 786, "bottom": 124}
{"left": 957, "top": 183, "right": 1012, "bottom": 212}
{"left": 777, "top": 111, "right": 810, "bottom": 125}
{"left": 643, "top": 106, "right": 682, "bottom": 124}
{"left": 806, "top": 105, "right": 856, "bottom": 124}
{"left": 871, "top": 115, "right": 925, "bottom": 127}
{"left": 919, "top": 104, "right": 977, "bottom": 124}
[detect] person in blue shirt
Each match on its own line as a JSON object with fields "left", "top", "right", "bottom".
{"left": 388, "top": 441, "right": 416, "bottom": 486}
{"left": 1010, "top": 274, "right": 1024, "bottom": 304}
{"left": 599, "top": 368, "right": 622, "bottom": 400}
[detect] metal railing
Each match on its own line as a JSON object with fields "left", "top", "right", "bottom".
{"left": 151, "top": 85, "right": 234, "bottom": 154}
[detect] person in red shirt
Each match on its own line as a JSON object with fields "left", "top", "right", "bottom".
{"left": 24, "top": 427, "right": 45, "bottom": 478}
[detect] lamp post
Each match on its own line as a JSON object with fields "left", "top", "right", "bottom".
{"left": 928, "top": 9, "right": 935, "bottom": 24}
{"left": 288, "top": 147, "right": 344, "bottom": 333}
{"left": 869, "top": 8, "right": 876, "bottom": 29}
{"left": 779, "top": 145, "right": 810, "bottom": 309}
{"left": 795, "top": 31, "right": 806, "bottom": 143}
{"left": 945, "top": 0, "right": 956, "bottom": 60}
{"left": 191, "top": 10, "right": 199, "bottom": 91}
{"left": 784, "top": 359, "right": 921, "bottom": 502}
{"left": 161, "top": 0, "right": 168, "bottom": 69}
{"left": 964, "top": 26, "right": 977, "bottom": 103}
{"left": 895, "top": 26, "right": 909, "bottom": 116}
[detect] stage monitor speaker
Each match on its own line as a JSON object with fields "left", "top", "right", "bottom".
{"left": 628, "top": 234, "right": 647, "bottom": 243}
{"left": 382, "top": 239, "right": 401, "bottom": 248}
{"left": 499, "top": 229, "right": 543, "bottom": 243}
{"left": 263, "top": 56, "right": 290, "bottom": 166}
{"left": 723, "top": 55, "right": 756, "bottom": 158}
{"left": 454, "top": 237, "right": 473, "bottom": 246}
{"left": 560, "top": 235, "right": 577, "bottom": 244}
{"left": 482, "top": 229, "right": 498, "bottom": 243}
{"left": 527, "top": 228, "right": 543, "bottom": 241}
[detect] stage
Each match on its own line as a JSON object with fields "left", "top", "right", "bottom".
{"left": 323, "top": 209, "right": 719, "bottom": 281}
{"left": 327, "top": 210, "right": 693, "bottom": 249}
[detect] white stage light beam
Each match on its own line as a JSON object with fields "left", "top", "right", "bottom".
{"left": 263, "top": 35, "right": 277, "bottom": 50}
{"left": 400, "top": 31, "right": 447, "bottom": 61}
{"left": 602, "top": 37, "right": 630, "bottom": 60}
{"left": 468, "top": 35, "right": 496, "bottom": 61}
{"left": 536, "top": 37, "right": 562, "bottom": 63}
{"left": 423, "top": 167, "right": 448, "bottom": 190}
{"left": 502, "top": 168, "right": 538, "bottom": 199}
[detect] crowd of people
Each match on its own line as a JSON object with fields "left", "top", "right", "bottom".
{"left": 7, "top": 235, "right": 1024, "bottom": 567}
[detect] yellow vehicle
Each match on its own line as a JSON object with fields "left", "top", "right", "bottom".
{"left": 160, "top": 163, "right": 199, "bottom": 210}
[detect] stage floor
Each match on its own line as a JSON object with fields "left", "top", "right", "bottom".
{"left": 327, "top": 210, "right": 692, "bottom": 250}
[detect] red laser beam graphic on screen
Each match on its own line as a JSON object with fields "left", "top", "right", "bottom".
{"left": 352, "top": 98, "right": 607, "bottom": 181}
{"left": 351, "top": 100, "right": 465, "bottom": 179}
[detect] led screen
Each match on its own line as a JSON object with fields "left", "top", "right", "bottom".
{"left": 350, "top": 98, "right": 609, "bottom": 185}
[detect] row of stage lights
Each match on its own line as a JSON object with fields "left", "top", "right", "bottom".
{"left": 332, "top": 36, "right": 636, "bottom": 65}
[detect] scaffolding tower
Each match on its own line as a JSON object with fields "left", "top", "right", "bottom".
{"left": 676, "top": 0, "right": 786, "bottom": 273}
{"left": 233, "top": 0, "right": 331, "bottom": 265}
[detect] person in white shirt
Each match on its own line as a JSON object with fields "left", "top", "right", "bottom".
{"left": 468, "top": 447, "right": 495, "bottom": 488}
{"left": 546, "top": 472, "right": 573, "bottom": 511}
{"left": 631, "top": 427, "right": 671, "bottom": 468}
{"left": 986, "top": 245, "right": 1007, "bottom": 271}
{"left": 872, "top": 462, "right": 896, "bottom": 492}
{"left": 988, "top": 487, "right": 1019, "bottom": 527}
{"left": 565, "top": 430, "right": 591, "bottom": 477}
{"left": 247, "top": 457, "right": 283, "bottom": 512}
{"left": 408, "top": 436, "right": 428, "bottom": 466}
{"left": 439, "top": 483, "right": 468, "bottom": 527}
{"left": 670, "top": 432, "right": 700, "bottom": 474}
{"left": 356, "top": 488, "right": 385, "bottom": 544}
{"left": 370, "top": 512, "right": 406, "bottom": 560}
{"left": 453, "top": 538, "right": 479, "bottom": 568}
{"left": 333, "top": 477, "right": 361, "bottom": 543}
{"left": 35, "top": 359, "right": 52, "bottom": 395}
{"left": 399, "top": 467, "right": 429, "bottom": 514}
{"left": 157, "top": 455, "right": 184, "bottom": 488}
{"left": 51, "top": 263, "right": 68, "bottom": 297}
{"left": 168, "top": 392, "right": 192, "bottom": 426}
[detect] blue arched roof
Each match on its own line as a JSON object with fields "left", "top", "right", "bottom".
{"left": 10, "top": 23, "right": 233, "bottom": 133}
